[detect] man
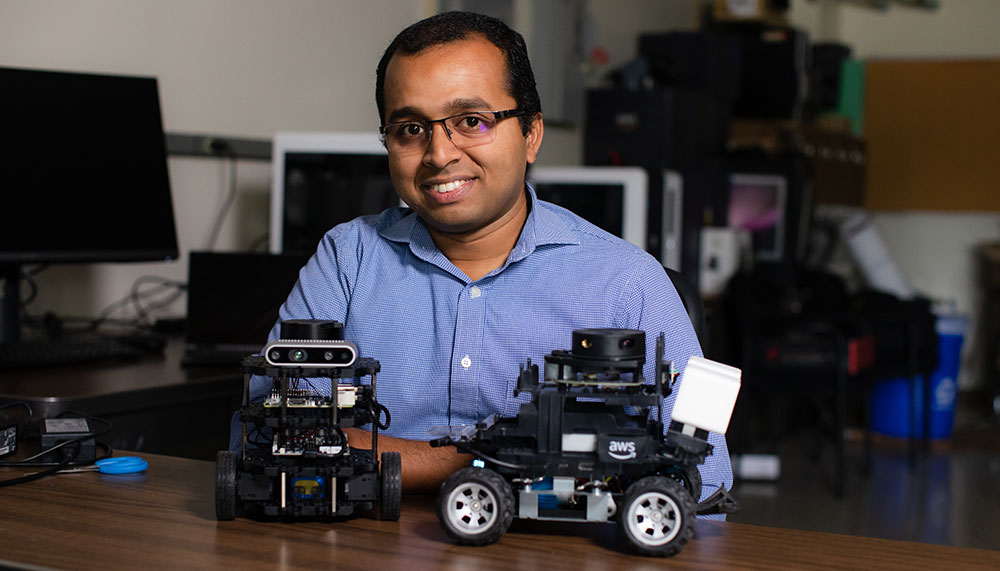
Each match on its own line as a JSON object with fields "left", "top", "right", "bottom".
{"left": 237, "top": 11, "right": 732, "bottom": 514}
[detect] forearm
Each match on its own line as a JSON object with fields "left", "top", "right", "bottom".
{"left": 344, "top": 427, "right": 470, "bottom": 494}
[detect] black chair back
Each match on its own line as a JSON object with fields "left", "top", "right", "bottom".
{"left": 665, "top": 266, "right": 705, "bottom": 345}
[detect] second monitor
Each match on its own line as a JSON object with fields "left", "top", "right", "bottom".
{"left": 270, "top": 132, "right": 399, "bottom": 254}
{"left": 528, "top": 166, "right": 649, "bottom": 252}
{"left": 527, "top": 166, "right": 684, "bottom": 271}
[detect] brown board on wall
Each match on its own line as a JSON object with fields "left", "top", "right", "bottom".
{"left": 864, "top": 59, "right": 1000, "bottom": 212}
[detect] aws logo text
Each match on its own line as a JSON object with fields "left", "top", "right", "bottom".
{"left": 607, "top": 440, "right": 637, "bottom": 460}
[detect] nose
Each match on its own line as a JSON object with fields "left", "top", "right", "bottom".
{"left": 422, "top": 121, "right": 462, "bottom": 168}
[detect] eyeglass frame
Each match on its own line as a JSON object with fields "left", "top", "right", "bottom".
{"left": 378, "top": 108, "right": 532, "bottom": 152}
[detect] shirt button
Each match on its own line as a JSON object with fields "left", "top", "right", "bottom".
{"left": 470, "top": 286, "right": 482, "bottom": 299}
{"left": 461, "top": 355, "right": 472, "bottom": 369}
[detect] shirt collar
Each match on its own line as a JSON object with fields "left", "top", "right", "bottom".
{"left": 379, "top": 183, "right": 580, "bottom": 266}
{"left": 509, "top": 183, "right": 579, "bottom": 263}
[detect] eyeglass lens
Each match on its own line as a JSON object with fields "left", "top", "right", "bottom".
{"left": 383, "top": 112, "right": 505, "bottom": 153}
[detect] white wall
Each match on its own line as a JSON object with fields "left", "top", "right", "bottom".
{"left": 837, "top": 0, "right": 1000, "bottom": 59}
{"left": 789, "top": 0, "right": 1000, "bottom": 58}
{"left": 0, "top": 0, "right": 428, "bottom": 136}
{"left": 789, "top": 0, "right": 1000, "bottom": 389}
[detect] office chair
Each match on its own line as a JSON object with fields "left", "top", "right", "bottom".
{"left": 665, "top": 266, "right": 705, "bottom": 345}
{"left": 723, "top": 263, "right": 875, "bottom": 497}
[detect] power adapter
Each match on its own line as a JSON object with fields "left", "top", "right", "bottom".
{"left": 41, "top": 418, "right": 96, "bottom": 463}
{"left": 0, "top": 422, "right": 16, "bottom": 458}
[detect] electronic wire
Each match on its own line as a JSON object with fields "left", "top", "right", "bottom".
{"left": 206, "top": 147, "right": 238, "bottom": 251}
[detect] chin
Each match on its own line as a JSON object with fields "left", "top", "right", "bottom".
{"left": 411, "top": 204, "right": 473, "bottom": 231}
{"left": 427, "top": 213, "right": 485, "bottom": 235}
{"left": 427, "top": 219, "right": 479, "bottom": 235}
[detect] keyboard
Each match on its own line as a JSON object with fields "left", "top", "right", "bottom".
{"left": 0, "top": 334, "right": 161, "bottom": 371}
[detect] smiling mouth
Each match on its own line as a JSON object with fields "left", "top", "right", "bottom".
{"left": 427, "top": 178, "right": 473, "bottom": 193}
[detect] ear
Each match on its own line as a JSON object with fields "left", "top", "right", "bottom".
{"left": 524, "top": 113, "right": 544, "bottom": 164}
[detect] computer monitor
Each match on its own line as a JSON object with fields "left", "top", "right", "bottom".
{"left": 725, "top": 173, "right": 787, "bottom": 262}
{"left": 182, "top": 251, "right": 311, "bottom": 367}
{"left": 269, "top": 132, "right": 400, "bottom": 254}
{"left": 0, "top": 66, "right": 179, "bottom": 343}
{"left": 527, "top": 166, "right": 648, "bottom": 251}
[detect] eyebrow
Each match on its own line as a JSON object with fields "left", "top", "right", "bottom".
{"left": 385, "top": 98, "right": 494, "bottom": 124}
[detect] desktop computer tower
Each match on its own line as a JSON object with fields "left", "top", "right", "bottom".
{"left": 728, "top": 26, "right": 810, "bottom": 120}
{"left": 638, "top": 31, "right": 742, "bottom": 102}
{"left": 636, "top": 27, "right": 810, "bottom": 121}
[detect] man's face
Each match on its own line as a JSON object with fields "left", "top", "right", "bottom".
{"left": 382, "top": 36, "right": 543, "bottom": 237}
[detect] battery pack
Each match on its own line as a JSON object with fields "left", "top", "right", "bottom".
{"left": 41, "top": 418, "right": 96, "bottom": 463}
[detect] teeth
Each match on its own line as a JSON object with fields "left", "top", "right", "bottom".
{"left": 429, "top": 179, "right": 470, "bottom": 193}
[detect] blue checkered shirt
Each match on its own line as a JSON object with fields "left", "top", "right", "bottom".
{"left": 232, "top": 186, "right": 733, "bottom": 516}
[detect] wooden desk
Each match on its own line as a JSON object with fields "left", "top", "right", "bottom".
{"left": 0, "top": 339, "right": 241, "bottom": 459}
{"left": 2, "top": 453, "right": 998, "bottom": 570}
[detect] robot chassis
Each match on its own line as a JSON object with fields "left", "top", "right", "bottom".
{"left": 215, "top": 319, "right": 401, "bottom": 522}
{"left": 431, "top": 328, "right": 742, "bottom": 557}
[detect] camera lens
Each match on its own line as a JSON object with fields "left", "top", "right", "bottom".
{"left": 269, "top": 350, "right": 281, "bottom": 361}
{"left": 290, "top": 349, "right": 307, "bottom": 362}
{"left": 323, "top": 349, "right": 353, "bottom": 363}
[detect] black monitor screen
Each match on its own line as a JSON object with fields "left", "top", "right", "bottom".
{"left": 534, "top": 183, "right": 625, "bottom": 238}
{"left": 0, "top": 67, "right": 178, "bottom": 263}
{"left": 184, "top": 251, "right": 310, "bottom": 350}
{"left": 281, "top": 152, "right": 398, "bottom": 254}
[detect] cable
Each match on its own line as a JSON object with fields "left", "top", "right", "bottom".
{"left": 18, "top": 265, "right": 45, "bottom": 307}
{"left": 127, "top": 277, "right": 186, "bottom": 326}
{"left": 206, "top": 141, "right": 238, "bottom": 251}
{"left": 91, "top": 276, "right": 187, "bottom": 329}
{"left": 0, "top": 401, "right": 33, "bottom": 428}
{"left": 17, "top": 274, "right": 186, "bottom": 337}
{"left": 7, "top": 265, "right": 45, "bottom": 334}
{"left": 0, "top": 449, "right": 76, "bottom": 488}
{"left": 246, "top": 422, "right": 272, "bottom": 447}
{"left": 370, "top": 402, "right": 391, "bottom": 431}
{"left": 0, "top": 441, "right": 113, "bottom": 468}
{"left": 247, "top": 232, "right": 271, "bottom": 253}
{"left": 448, "top": 440, "right": 528, "bottom": 470}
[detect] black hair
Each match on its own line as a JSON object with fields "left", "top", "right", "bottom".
{"left": 375, "top": 11, "right": 541, "bottom": 135}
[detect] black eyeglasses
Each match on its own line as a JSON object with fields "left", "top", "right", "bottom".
{"left": 379, "top": 109, "right": 529, "bottom": 155}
